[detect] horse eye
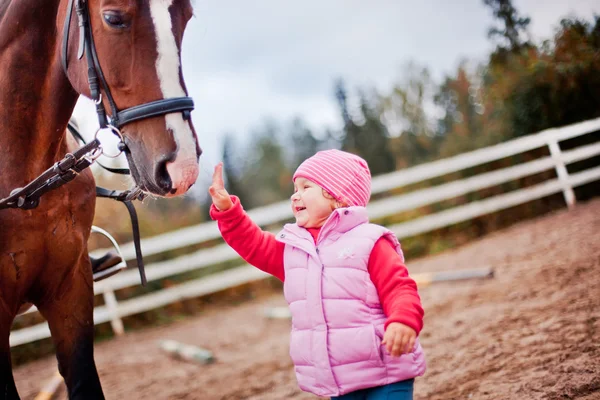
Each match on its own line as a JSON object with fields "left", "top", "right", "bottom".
{"left": 103, "top": 12, "right": 130, "bottom": 29}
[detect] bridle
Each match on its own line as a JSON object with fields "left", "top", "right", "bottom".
{"left": 55, "top": 0, "right": 198, "bottom": 285}
{"left": 61, "top": 0, "right": 194, "bottom": 132}
{"left": 0, "top": 0, "right": 197, "bottom": 285}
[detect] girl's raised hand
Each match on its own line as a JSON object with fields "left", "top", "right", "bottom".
{"left": 208, "top": 162, "right": 233, "bottom": 211}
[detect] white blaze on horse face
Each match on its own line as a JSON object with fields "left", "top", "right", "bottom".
{"left": 150, "top": 0, "right": 199, "bottom": 196}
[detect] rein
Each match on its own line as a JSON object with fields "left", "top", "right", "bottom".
{"left": 0, "top": 133, "right": 148, "bottom": 286}
{"left": 0, "top": 139, "right": 102, "bottom": 211}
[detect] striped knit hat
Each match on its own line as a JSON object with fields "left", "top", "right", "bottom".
{"left": 293, "top": 149, "right": 371, "bottom": 207}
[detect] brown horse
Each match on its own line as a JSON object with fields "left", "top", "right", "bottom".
{"left": 0, "top": 0, "right": 200, "bottom": 398}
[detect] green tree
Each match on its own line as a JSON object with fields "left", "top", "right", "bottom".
{"left": 355, "top": 90, "right": 396, "bottom": 175}
{"left": 288, "top": 117, "right": 321, "bottom": 170}
{"left": 335, "top": 80, "right": 395, "bottom": 175}
{"left": 241, "top": 120, "right": 293, "bottom": 207}
{"left": 508, "top": 17, "right": 600, "bottom": 135}
{"left": 483, "top": 0, "right": 531, "bottom": 52}
{"left": 381, "top": 64, "right": 443, "bottom": 167}
{"left": 335, "top": 79, "right": 361, "bottom": 151}
{"left": 435, "top": 63, "right": 490, "bottom": 157}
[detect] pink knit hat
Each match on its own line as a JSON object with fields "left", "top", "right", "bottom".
{"left": 293, "top": 149, "right": 371, "bottom": 207}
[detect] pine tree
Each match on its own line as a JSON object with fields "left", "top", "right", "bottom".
{"left": 335, "top": 80, "right": 395, "bottom": 175}
{"left": 483, "top": 0, "right": 531, "bottom": 53}
{"left": 289, "top": 117, "right": 320, "bottom": 170}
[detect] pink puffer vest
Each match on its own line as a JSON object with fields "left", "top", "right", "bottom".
{"left": 276, "top": 207, "right": 426, "bottom": 397}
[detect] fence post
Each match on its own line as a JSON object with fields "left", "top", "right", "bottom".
{"left": 102, "top": 290, "right": 124, "bottom": 336}
{"left": 547, "top": 138, "right": 576, "bottom": 208}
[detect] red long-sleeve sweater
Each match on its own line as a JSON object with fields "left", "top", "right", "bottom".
{"left": 210, "top": 196, "right": 424, "bottom": 334}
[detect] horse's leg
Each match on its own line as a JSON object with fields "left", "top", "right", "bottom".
{"left": 0, "top": 309, "right": 19, "bottom": 399}
{"left": 37, "top": 261, "right": 104, "bottom": 400}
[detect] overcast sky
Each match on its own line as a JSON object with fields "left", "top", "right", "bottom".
{"left": 74, "top": 0, "right": 598, "bottom": 182}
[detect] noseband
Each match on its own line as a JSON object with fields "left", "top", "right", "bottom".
{"left": 61, "top": 0, "right": 194, "bottom": 130}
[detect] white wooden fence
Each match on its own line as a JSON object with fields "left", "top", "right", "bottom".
{"left": 10, "top": 117, "right": 600, "bottom": 347}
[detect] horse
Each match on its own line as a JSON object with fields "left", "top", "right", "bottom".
{"left": 0, "top": 0, "right": 200, "bottom": 398}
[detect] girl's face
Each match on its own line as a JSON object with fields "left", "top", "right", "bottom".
{"left": 291, "top": 177, "right": 336, "bottom": 228}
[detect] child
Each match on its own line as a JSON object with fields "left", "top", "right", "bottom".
{"left": 209, "top": 149, "right": 426, "bottom": 399}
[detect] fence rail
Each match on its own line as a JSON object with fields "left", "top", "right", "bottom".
{"left": 10, "top": 117, "right": 600, "bottom": 347}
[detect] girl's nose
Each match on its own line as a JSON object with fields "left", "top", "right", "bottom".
{"left": 291, "top": 192, "right": 299, "bottom": 201}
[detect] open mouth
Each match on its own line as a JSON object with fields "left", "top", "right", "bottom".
{"left": 295, "top": 206, "right": 306, "bottom": 213}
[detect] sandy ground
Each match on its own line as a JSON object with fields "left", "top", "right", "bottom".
{"left": 12, "top": 198, "right": 600, "bottom": 400}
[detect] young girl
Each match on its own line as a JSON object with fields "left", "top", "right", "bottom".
{"left": 209, "top": 149, "right": 426, "bottom": 399}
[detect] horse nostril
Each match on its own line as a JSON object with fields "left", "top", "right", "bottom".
{"left": 155, "top": 156, "right": 173, "bottom": 193}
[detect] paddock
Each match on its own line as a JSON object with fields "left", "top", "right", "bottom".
{"left": 12, "top": 197, "right": 600, "bottom": 400}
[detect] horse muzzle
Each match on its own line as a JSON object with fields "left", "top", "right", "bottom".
{"left": 164, "top": 156, "right": 200, "bottom": 196}
{"left": 125, "top": 147, "right": 200, "bottom": 198}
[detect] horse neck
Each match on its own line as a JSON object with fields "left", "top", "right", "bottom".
{"left": 0, "top": 0, "right": 78, "bottom": 185}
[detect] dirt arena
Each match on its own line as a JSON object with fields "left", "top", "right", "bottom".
{"left": 13, "top": 198, "right": 600, "bottom": 400}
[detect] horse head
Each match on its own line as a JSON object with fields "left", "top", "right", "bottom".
{"left": 60, "top": 0, "right": 200, "bottom": 197}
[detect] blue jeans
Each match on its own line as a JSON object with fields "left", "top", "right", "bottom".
{"left": 331, "top": 379, "right": 414, "bottom": 400}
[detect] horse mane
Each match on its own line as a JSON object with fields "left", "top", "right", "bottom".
{"left": 0, "top": 0, "right": 54, "bottom": 33}
{"left": 0, "top": 1, "right": 11, "bottom": 22}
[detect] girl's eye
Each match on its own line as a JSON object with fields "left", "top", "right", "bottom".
{"left": 304, "top": 185, "right": 310, "bottom": 189}
{"left": 103, "top": 12, "right": 131, "bottom": 29}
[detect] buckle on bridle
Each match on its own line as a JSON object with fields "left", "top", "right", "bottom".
{"left": 94, "top": 124, "right": 126, "bottom": 158}
{"left": 124, "top": 187, "right": 146, "bottom": 202}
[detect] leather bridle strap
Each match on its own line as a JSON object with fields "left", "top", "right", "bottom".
{"left": 96, "top": 187, "right": 147, "bottom": 286}
{"left": 61, "top": 0, "right": 194, "bottom": 130}
{"left": 116, "top": 97, "right": 194, "bottom": 127}
{"left": 61, "top": 0, "right": 75, "bottom": 75}
{"left": 0, "top": 139, "right": 101, "bottom": 210}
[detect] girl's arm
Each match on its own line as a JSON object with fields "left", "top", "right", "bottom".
{"left": 210, "top": 196, "right": 285, "bottom": 281}
{"left": 368, "top": 238, "right": 424, "bottom": 334}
